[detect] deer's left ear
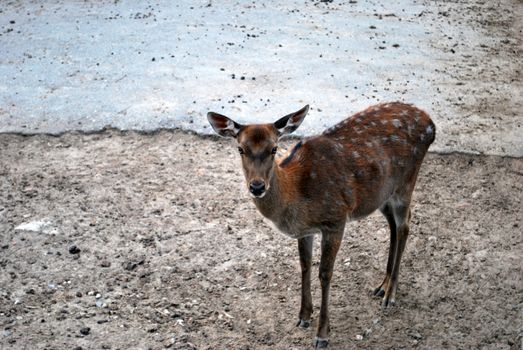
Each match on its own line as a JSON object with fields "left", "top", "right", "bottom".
{"left": 274, "top": 105, "right": 309, "bottom": 138}
{"left": 207, "top": 112, "right": 243, "bottom": 138}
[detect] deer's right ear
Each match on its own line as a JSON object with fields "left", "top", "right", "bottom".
{"left": 207, "top": 112, "right": 242, "bottom": 138}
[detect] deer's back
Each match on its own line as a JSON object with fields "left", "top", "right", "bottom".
{"left": 278, "top": 102, "right": 435, "bottom": 226}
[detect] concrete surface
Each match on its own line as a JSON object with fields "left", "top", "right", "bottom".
{"left": 0, "top": 0, "right": 521, "bottom": 156}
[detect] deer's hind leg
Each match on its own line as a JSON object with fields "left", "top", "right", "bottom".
{"left": 372, "top": 202, "right": 397, "bottom": 298}
{"left": 381, "top": 197, "right": 412, "bottom": 308}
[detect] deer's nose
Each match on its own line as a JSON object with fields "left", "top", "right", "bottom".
{"left": 249, "top": 180, "right": 266, "bottom": 197}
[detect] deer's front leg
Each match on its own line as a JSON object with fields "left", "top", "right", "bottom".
{"left": 297, "top": 235, "right": 314, "bottom": 329}
{"left": 315, "top": 226, "right": 344, "bottom": 348}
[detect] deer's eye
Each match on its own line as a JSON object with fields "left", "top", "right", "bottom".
{"left": 271, "top": 146, "right": 278, "bottom": 155}
{"left": 238, "top": 147, "right": 245, "bottom": 155}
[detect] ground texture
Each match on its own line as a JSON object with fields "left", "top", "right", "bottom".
{"left": 1, "top": 131, "right": 521, "bottom": 349}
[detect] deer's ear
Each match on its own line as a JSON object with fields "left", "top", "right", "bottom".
{"left": 207, "top": 112, "right": 243, "bottom": 138}
{"left": 274, "top": 105, "right": 309, "bottom": 138}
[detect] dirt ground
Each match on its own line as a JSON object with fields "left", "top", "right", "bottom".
{"left": 0, "top": 130, "right": 521, "bottom": 349}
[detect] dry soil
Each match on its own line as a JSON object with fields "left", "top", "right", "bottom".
{"left": 1, "top": 130, "right": 522, "bottom": 349}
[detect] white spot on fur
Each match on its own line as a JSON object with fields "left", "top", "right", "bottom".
{"left": 426, "top": 125, "right": 434, "bottom": 135}
{"left": 392, "top": 119, "right": 402, "bottom": 128}
{"left": 380, "top": 119, "right": 388, "bottom": 125}
{"left": 352, "top": 151, "right": 360, "bottom": 158}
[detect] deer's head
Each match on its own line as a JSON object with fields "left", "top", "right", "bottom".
{"left": 207, "top": 105, "right": 309, "bottom": 198}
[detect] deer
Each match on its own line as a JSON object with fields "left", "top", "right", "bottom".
{"left": 207, "top": 102, "right": 435, "bottom": 348}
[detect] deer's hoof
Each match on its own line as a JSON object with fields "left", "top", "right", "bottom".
{"left": 297, "top": 319, "right": 311, "bottom": 329}
{"left": 314, "top": 337, "right": 329, "bottom": 348}
{"left": 372, "top": 287, "right": 385, "bottom": 297}
{"left": 381, "top": 297, "right": 396, "bottom": 308}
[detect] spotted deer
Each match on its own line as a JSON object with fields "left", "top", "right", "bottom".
{"left": 207, "top": 102, "right": 435, "bottom": 348}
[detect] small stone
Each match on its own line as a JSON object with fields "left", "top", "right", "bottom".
{"left": 79, "top": 327, "right": 90, "bottom": 335}
{"left": 163, "top": 336, "right": 176, "bottom": 348}
{"left": 407, "top": 329, "right": 422, "bottom": 340}
{"left": 69, "top": 245, "right": 81, "bottom": 254}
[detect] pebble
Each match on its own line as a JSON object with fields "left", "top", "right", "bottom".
{"left": 147, "top": 325, "right": 159, "bottom": 333}
{"left": 407, "top": 329, "right": 423, "bottom": 340}
{"left": 79, "top": 327, "right": 90, "bottom": 335}
{"left": 69, "top": 245, "right": 81, "bottom": 254}
{"left": 163, "top": 335, "right": 176, "bottom": 348}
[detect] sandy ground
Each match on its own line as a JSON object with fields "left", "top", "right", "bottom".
{"left": 0, "top": 130, "right": 521, "bottom": 349}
